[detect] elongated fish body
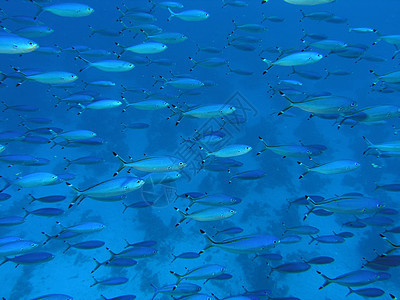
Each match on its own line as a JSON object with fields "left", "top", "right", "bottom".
{"left": 298, "top": 160, "right": 360, "bottom": 178}
{"left": 82, "top": 59, "right": 135, "bottom": 72}
{"left": 80, "top": 100, "right": 122, "bottom": 111}
{"left": 310, "top": 39, "right": 347, "bottom": 50}
{"left": 284, "top": 0, "right": 335, "bottom": 4}
{"left": 175, "top": 207, "right": 236, "bottom": 224}
{"left": 309, "top": 196, "right": 384, "bottom": 214}
{"left": 168, "top": 8, "right": 209, "bottom": 21}
{"left": 201, "top": 230, "right": 279, "bottom": 254}
{"left": 363, "top": 136, "right": 400, "bottom": 154}
{"left": 372, "top": 70, "right": 400, "bottom": 84}
{"left": 126, "top": 42, "right": 167, "bottom": 54}
{"left": 1, "top": 252, "right": 54, "bottom": 265}
{"left": 189, "top": 194, "right": 242, "bottom": 207}
{"left": 318, "top": 270, "right": 387, "bottom": 289}
{"left": 0, "top": 34, "right": 38, "bottom": 54}
{"left": 151, "top": 283, "right": 201, "bottom": 300}
{"left": 113, "top": 153, "right": 186, "bottom": 174}
{"left": 341, "top": 106, "right": 400, "bottom": 126}
{"left": 258, "top": 138, "right": 319, "bottom": 157}
{"left": 270, "top": 262, "right": 311, "bottom": 274}
{"left": 42, "top": 3, "right": 94, "bottom": 17}
{"left": 147, "top": 32, "right": 187, "bottom": 44}
{"left": 9, "top": 172, "right": 58, "bottom": 188}
{"left": 53, "top": 130, "right": 96, "bottom": 141}
{"left": 67, "top": 177, "right": 144, "bottom": 203}
{"left": 23, "top": 71, "right": 78, "bottom": 85}
{"left": 205, "top": 144, "right": 252, "bottom": 158}
{"left": 171, "top": 264, "right": 226, "bottom": 285}
{"left": 31, "top": 294, "right": 73, "bottom": 300}
{"left": 0, "top": 240, "right": 38, "bottom": 256}
{"left": 163, "top": 78, "right": 204, "bottom": 89}
{"left": 280, "top": 94, "right": 358, "bottom": 115}
{"left": 182, "top": 104, "right": 236, "bottom": 119}
{"left": 57, "top": 221, "right": 105, "bottom": 233}
{"left": 263, "top": 52, "right": 323, "bottom": 70}
{"left": 124, "top": 99, "right": 169, "bottom": 111}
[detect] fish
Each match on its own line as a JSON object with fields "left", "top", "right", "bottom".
{"left": 174, "top": 207, "right": 236, "bottom": 226}
{"left": 169, "top": 104, "right": 235, "bottom": 125}
{"left": 0, "top": 172, "right": 58, "bottom": 192}
{"left": 200, "top": 229, "right": 279, "bottom": 254}
{"left": 112, "top": 152, "right": 186, "bottom": 175}
{"left": 167, "top": 8, "right": 209, "bottom": 21}
{"left": 65, "top": 176, "right": 145, "bottom": 207}
{"left": 317, "top": 270, "right": 389, "bottom": 289}
{"left": 77, "top": 56, "right": 135, "bottom": 72}
{"left": 262, "top": 51, "right": 323, "bottom": 72}
{"left": 34, "top": 2, "right": 95, "bottom": 17}
{"left": 170, "top": 264, "right": 226, "bottom": 286}
{"left": 200, "top": 144, "right": 252, "bottom": 158}
{"left": 0, "top": 32, "right": 38, "bottom": 54}
{"left": 297, "top": 160, "right": 360, "bottom": 178}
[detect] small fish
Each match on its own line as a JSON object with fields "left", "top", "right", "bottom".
{"left": 170, "top": 264, "right": 226, "bottom": 286}
{"left": 65, "top": 176, "right": 145, "bottom": 207}
{"left": 90, "top": 276, "right": 129, "bottom": 288}
{"left": 262, "top": 52, "right": 323, "bottom": 72}
{"left": 77, "top": 56, "right": 135, "bottom": 72}
{"left": 34, "top": 2, "right": 94, "bottom": 17}
{"left": 201, "top": 144, "right": 252, "bottom": 158}
{"left": 167, "top": 8, "right": 209, "bottom": 21}
{"left": 297, "top": 160, "right": 360, "bottom": 179}
{"left": 200, "top": 229, "right": 279, "bottom": 254}
{"left": 174, "top": 207, "right": 236, "bottom": 226}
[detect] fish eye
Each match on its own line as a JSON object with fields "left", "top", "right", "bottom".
{"left": 273, "top": 240, "right": 278, "bottom": 244}
{"left": 351, "top": 102, "right": 357, "bottom": 106}
{"left": 13, "top": 44, "right": 18, "bottom": 48}
{"left": 230, "top": 210, "right": 235, "bottom": 213}
{"left": 179, "top": 162, "right": 183, "bottom": 165}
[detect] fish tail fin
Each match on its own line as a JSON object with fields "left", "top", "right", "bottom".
{"left": 91, "top": 258, "right": 102, "bottom": 273}
{"left": 261, "top": 58, "right": 273, "bottom": 72}
{"left": 75, "top": 56, "right": 91, "bottom": 72}
{"left": 316, "top": 271, "right": 332, "bottom": 289}
{"left": 122, "top": 202, "right": 129, "bottom": 214}
{"left": 232, "top": 19, "right": 238, "bottom": 31}
{"left": 257, "top": 136, "right": 269, "bottom": 155}
{"left": 22, "top": 207, "right": 30, "bottom": 219}
{"left": 167, "top": 7, "right": 176, "bottom": 21}
{"left": 0, "top": 176, "right": 11, "bottom": 193}
{"left": 90, "top": 276, "right": 99, "bottom": 288}
{"left": 105, "top": 247, "right": 117, "bottom": 257}
{"left": 65, "top": 182, "right": 82, "bottom": 193}
{"left": 28, "top": 194, "right": 36, "bottom": 204}
{"left": 100, "top": 295, "right": 107, "bottom": 300}
{"left": 64, "top": 157, "right": 71, "bottom": 169}
{"left": 1, "top": 101, "right": 9, "bottom": 112}
{"left": 346, "top": 287, "right": 354, "bottom": 297}
{"left": 112, "top": 152, "right": 128, "bottom": 176}
{"left": 169, "top": 271, "right": 183, "bottom": 289}
{"left": 170, "top": 254, "right": 177, "bottom": 263}
{"left": 299, "top": 9, "right": 305, "bottom": 21}
{"left": 362, "top": 136, "right": 375, "bottom": 155}
{"left": 41, "top": 232, "right": 53, "bottom": 245}
{"left": 174, "top": 207, "right": 187, "bottom": 227}
{"left": 199, "top": 229, "right": 217, "bottom": 252}
{"left": 0, "top": 258, "right": 9, "bottom": 266}
{"left": 303, "top": 204, "right": 315, "bottom": 221}
{"left": 63, "top": 241, "right": 72, "bottom": 254}
{"left": 297, "top": 162, "right": 310, "bottom": 179}
{"left": 308, "top": 235, "right": 317, "bottom": 245}
{"left": 150, "top": 284, "right": 159, "bottom": 300}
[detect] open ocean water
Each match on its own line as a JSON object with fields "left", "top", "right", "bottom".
{"left": 0, "top": 0, "right": 400, "bottom": 299}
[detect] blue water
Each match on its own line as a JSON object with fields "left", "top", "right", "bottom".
{"left": 1, "top": 0, "right": 400, "bottom": 299}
